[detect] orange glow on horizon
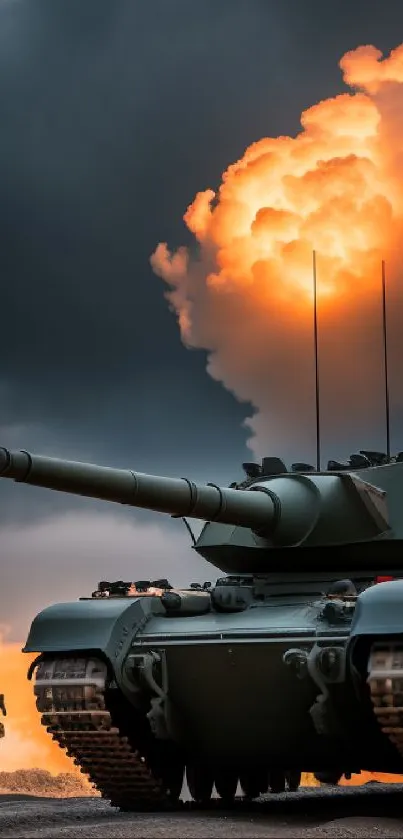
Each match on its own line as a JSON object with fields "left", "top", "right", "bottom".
{"left": 0, "top": 636, "right": 82, "bottom": 777}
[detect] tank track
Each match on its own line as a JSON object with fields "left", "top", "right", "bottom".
{"left": 368, "top": 642, "right": 403, "bottom": 760}
{"left": 33, "top": 655, "right": 171, "bottom": 811}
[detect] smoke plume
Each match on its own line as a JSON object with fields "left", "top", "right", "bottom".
{"left": 151, "top": 44, "right": 403, "bottom": 464}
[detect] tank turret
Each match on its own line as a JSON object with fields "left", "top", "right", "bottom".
{"left": 0, "top": 446, "right": 394, "bottom": 573}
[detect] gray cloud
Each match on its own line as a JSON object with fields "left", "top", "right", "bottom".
{"left": 1, "top": 509, "right": 208, "bottom": 642}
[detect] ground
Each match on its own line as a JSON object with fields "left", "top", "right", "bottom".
{"left": 1, "top": 777, "right": 403, "bottom": 838}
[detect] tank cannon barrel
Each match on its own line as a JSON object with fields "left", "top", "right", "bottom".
{"left": 0, "top": 446, "right": 392, "bottom": 553}
{"left": 0, "top": 447, "right": 277, "bottom": 533}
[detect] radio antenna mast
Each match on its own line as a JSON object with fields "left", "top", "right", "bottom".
{"left": 381, "top": 259, "right": 391, "bottom": 459}
{"left": 313, "top": 250, "right": 321, "bottom": 471}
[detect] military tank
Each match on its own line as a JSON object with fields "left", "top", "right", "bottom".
{"left": 1, "top": 445, "right": 403, "bottom": 809}
{"left": 0, "top": 694, "right": 6, "bottom": 742}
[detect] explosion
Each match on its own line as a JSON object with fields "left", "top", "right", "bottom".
{"left": 151, "top": 44, "right": 403, "bottom": 462}
{"left": 0, "top": 627, "right": 91, "bottom": 786}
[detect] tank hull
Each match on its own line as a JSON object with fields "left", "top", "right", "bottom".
{"left": 132, "top": 635, "right": 400, "bottom": 771}
{"left": 24, "top": 595, "right": 402, "bottom": 773}
{"left": 138, "top": 637, "right": 328, "bottom": 764}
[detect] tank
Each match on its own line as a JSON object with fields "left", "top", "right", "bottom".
{"left": 0, "top": 694, "right": 6, "bottom": 742}
{"left": 1, "top": 444, "right": 403, "bottom": 808}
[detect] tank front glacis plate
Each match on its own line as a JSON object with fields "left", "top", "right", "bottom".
{"left": 136, "top": 600, "right": 350, "bottom": 644}
{"left": 23, "top": 595, "right": 356, "bottom": 654}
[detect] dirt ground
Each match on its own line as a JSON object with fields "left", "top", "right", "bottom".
{"left": 1, "top": 782, "right": 403, "bottom": 838}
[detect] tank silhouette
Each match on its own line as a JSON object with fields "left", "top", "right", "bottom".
{"left": 1, "top": 444, "right": 403, "bottom": 809}
{"left": 0, "top": 695, "right": 6, "bottom": 743}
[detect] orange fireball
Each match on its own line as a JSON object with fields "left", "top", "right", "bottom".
{"left": 152, "top": 44, "right": 403, "bottom": 309}
{"left": 151, "top": 43, "right": 403, "bottom": 460}
{"left": 0, "top": 631, "right": 78, "bottom": 776}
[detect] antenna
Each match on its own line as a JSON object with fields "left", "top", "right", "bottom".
{"left": 181, "top": 517, "right": 197, "bottom": 545}
{"left": 381, "top": 259, "right": 391, "bottom": 459}
{"left": 312, "top": 250, "right": 321, "bottom": 471}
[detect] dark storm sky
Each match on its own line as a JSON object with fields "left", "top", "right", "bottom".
{"left": 1, "top": 0, "right": 403, "bottom": 638}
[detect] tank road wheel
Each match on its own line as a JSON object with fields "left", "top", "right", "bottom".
{"left": 269, "top": 770, "right": 286, "bottom": 793}
{"left": 186, "top": 763, "right": 214, "bottom": 804}
{"left": 239, "top": 769, "right": 268, "bottom": 799}
{"left": 286, "top": 770, "right": 301, "bottom": 791}
{"left": 214, "top": 769, "right": 238, "bottom": 804}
